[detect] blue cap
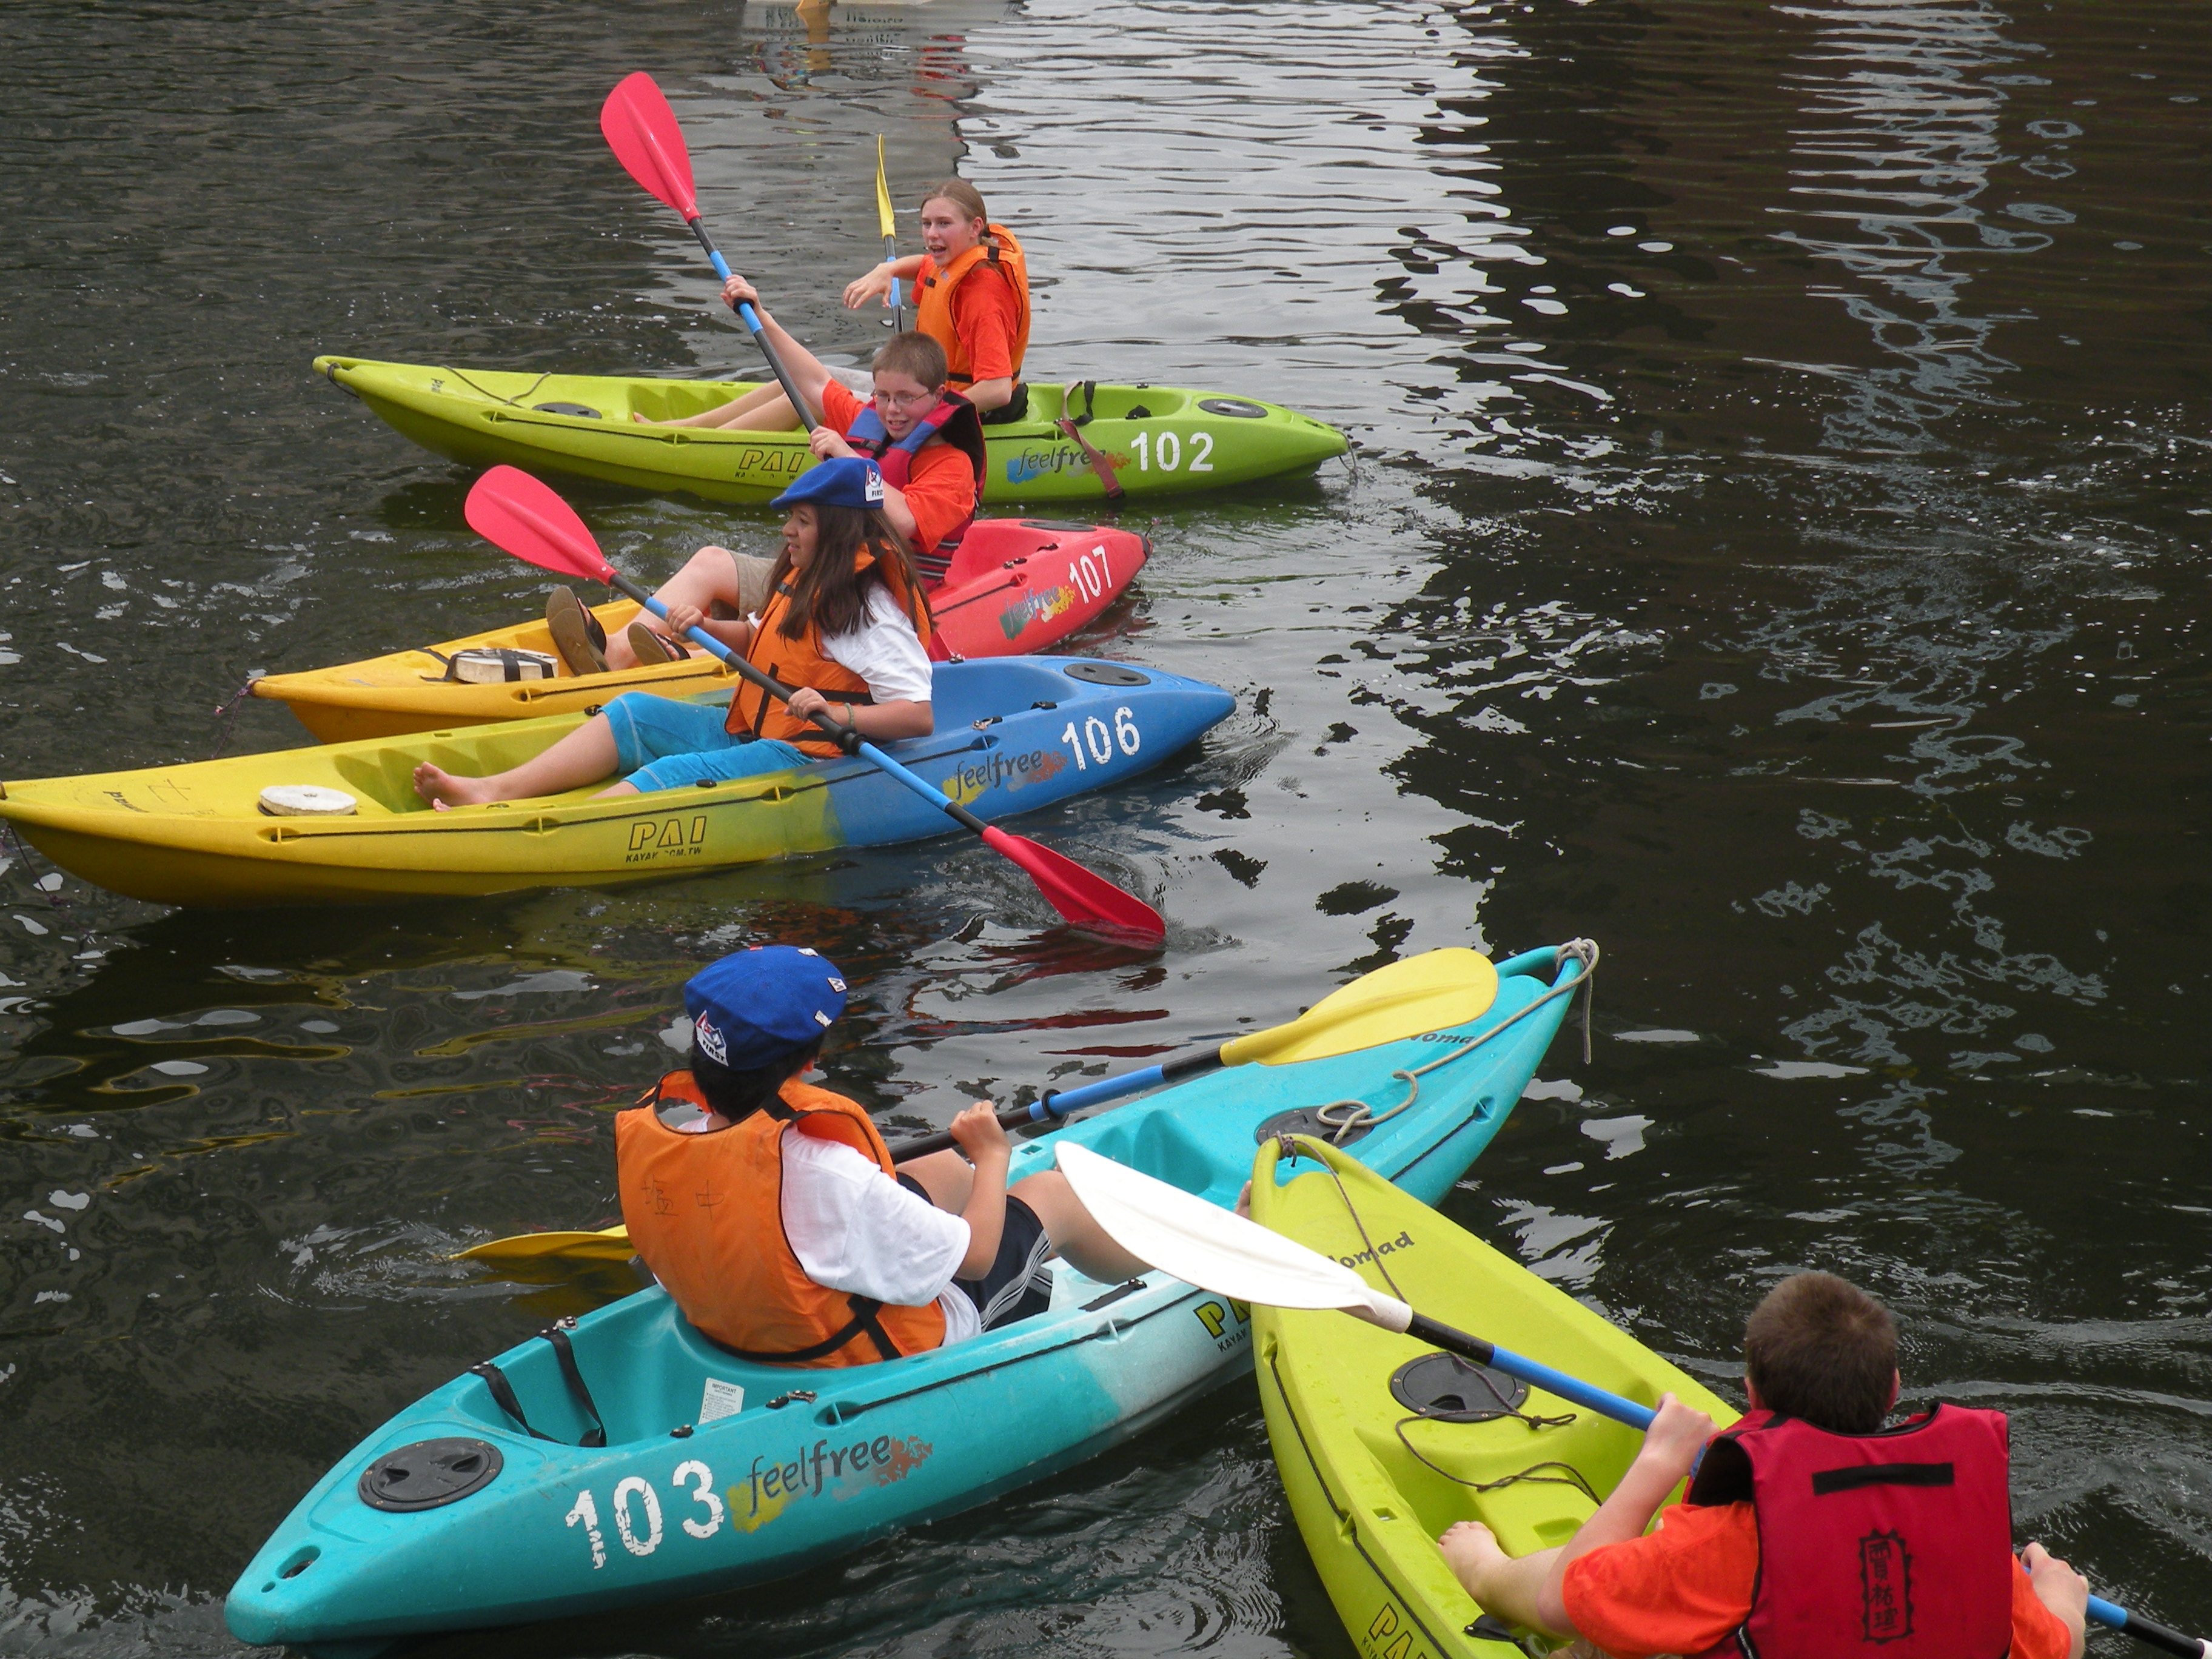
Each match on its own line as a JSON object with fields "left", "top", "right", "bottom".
{"left": 684, "top": 946, "right": 848, "bottom": 1071}
{"left": 771, "top": 457, "right": 886, "bottom": 512}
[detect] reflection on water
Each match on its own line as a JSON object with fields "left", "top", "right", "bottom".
{"left": 2, "top": 0, "right": 2210, "bottom": 1654}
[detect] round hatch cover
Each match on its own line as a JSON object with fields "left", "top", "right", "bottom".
{"left": 533, "top": 401, "right": 603, "bottom": 420}
{"left": 1253, "top": 1105, "right": 1372, "bottom": 1147}
{"left": 1389, "top": 1352, "right": 1529, "bottom": 1422}
{"left": 358, "top": 1437, "right": 504, "bottom": 1512}
{"left": 1196, "top": 397, "right": 1269, "bottom": 418}
{"left": 1062, "top": 662, "right": 1151, "bottom": 686}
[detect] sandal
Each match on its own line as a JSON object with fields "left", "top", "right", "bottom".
{"left": 626, "top": 622, "right": 691, "bottom": 665}
{"left": 546, "top": 587, "right": 608, "bottom": 675}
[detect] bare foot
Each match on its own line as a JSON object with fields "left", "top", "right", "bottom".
{"left": 1438, "top": 1520, "right": 1506, "bottom": 1595}
{"left": 414, "top": 763, "right": 498, "bottom": 808}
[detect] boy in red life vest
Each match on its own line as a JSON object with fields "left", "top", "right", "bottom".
{"left": 634, "top": 278, "right": 983, "bottom": 589}
{"left": 615, "top": 945, "right": 1150, "bottom": 1367}
{"left": 1437, "top": 1273, "right": 2090, "bottom": 1659}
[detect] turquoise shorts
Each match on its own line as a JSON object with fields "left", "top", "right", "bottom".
{"left": 602, "top": 692, "right": 811, "bottom": 793}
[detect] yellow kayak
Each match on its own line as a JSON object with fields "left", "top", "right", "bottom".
{"left": 1250, "top": 1138, "right": 1737, "bottom": 1657}
{"left": 0, "top": 656, "right": 1235, "bottom": 907}
{"left": 253, "top": 520, "right": 1151, "bottom": 743}
{"left": 253, "top": 597, "right": 731, "bottom": 744}
{"left": 312, "top": 357, "right": 1349, "bottom": 506}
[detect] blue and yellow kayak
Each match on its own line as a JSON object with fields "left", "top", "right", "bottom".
{"left": 0, "top": 657, "right": 1231, "bottom": 907}
{"left": 223, "top": 944, "right": 1593, "bottom": 1655}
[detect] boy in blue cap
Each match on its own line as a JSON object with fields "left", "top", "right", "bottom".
{"left": 414, "top": 457, "right": 934, "bottom": 809}
{"left": 615, "top": 945, "right": 1150, "bottom": 1366}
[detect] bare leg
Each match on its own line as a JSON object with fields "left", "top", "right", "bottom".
{"left": 414, "top": 714, "right": 622, "bottom": 808}
{"left": 604, "top": 546, "right": 748, "bottom": 669}
{"left": 1008, "top": 1169, "right": 1151, "bottom": 1284}
{"left": 894, "top": 1148, "right": 976, "bottom": 1212}
{"left": 637, "top": 385, "right": 798, "bottom": 431}
{"left": 1436, "top": 1525, "right": 1572, "bottom": 1639}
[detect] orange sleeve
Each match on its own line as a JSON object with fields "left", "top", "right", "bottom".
{"left": 1559, "top": 1503, "right": 1759, "bottom": 1659}
{"left": 2009, "top": 1559, "right": 2076, "bottom": 1659}
{"left": 949, "top": 267, "right": 1018, "bottom": 383}
{"left": 820, "top": 378, "right": 862, "bottom": 435}
{"left": 894, "top": 441, "right": 977, "bottom": 557}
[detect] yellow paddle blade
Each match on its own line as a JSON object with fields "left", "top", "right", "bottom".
{"left": 1218, "top": 947, "right": 1498, "bottom": 1068}
{"left": 873, "top": 135, "right": 896, "bottom": 237}
{"left": 453, "top": 1224, "right": 632, "bottom": 1265}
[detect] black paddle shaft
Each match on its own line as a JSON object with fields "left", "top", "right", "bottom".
{"left": 604, "top": 572, "right": 1004, "bottom": 844}
{"left": 2108, "top": 1610, "right": 2208, "bottom": 1659}
{"left": 603, "top": 572, "right": 859, "bottom": 756}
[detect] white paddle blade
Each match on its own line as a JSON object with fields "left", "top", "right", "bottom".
{"left": 1054, "top": 1143, "right": 1411, "bottom": 1327}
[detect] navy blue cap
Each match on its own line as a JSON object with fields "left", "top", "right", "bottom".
{"left": 771, "top": 456, "right": 886, "bottom": 512}
{"left": 684, "top": 945, "right": 848, "bottom": 1071}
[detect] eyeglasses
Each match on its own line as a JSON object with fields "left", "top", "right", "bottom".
{"left": 872, "top": 387, "right": 939, "bottom": 410}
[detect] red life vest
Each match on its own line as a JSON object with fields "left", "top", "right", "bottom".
{"left": 843, "top": 392, "right": 987, "bottom": 579}
{"left": 615, "top": 1069, "right": 948, "bottom": 1367}
{"left": 1685, "top": 1405, "right": 2015, "bottom": 1659}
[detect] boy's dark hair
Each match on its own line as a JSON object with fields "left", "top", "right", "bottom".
{"left": 872, "top": 331, "right": 949, "bottom": 389}
{"left": 1744, "top": 1272, "right": 1897, "bottom": 1433}
{"left": 689, "top": 1034, "right": 824, "bottom": 1121}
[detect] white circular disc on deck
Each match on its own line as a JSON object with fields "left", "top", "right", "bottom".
{"left": 260, "top": 785, "right": 358, "bottom": 817}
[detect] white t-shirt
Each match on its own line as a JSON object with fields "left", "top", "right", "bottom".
{"left": 754, "top": 585, "right": 933, "bottom": 708}
{"left": 777, "top": 1128, "right": 980, "bottom": 1345}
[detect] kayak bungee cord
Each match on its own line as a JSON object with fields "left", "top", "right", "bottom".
{"left": 1287, "top": 1132, "right": 1603, "bottom": 1506}
{"left": 1304, "top": 939, "right": 1599, "bottom": 1144}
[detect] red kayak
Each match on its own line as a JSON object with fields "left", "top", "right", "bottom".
{"left": 928, "top": 518, "right": 1147, "bottom": 661}
{"left": 251, "top": 518, "right": 1147, "bottom": 743}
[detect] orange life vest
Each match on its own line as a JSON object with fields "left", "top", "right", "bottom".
{"left": 914, "top": 224, "right": 1031, "bottom": 388}
{"left": 615, "top": 1069, "right": 948, "bottom": 1367}
{"left": 723, "top": 551, "right": 931, "bottom": 756}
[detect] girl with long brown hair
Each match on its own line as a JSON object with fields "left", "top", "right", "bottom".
{"left": 412, "top": 459, "right": 934, "bottom": 809}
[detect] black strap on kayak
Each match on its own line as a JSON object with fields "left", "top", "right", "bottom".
{"left": 469, "top": 1319, "right": 606, "bottom": 1447}
{"left": 711, "top": 1295, "right": 899, "bottom": 1366}
{"left": 469, "top": 1359, "right": 556, "bottom": 1442}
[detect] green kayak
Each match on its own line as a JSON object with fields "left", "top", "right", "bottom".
{"left": 1250, "top": 1138, "right": 1738, "bottom": 1659}
{"left": 311, "top": 357, "right": 1348, "bottom": 506}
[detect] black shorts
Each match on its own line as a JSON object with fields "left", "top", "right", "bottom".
{"left": 897, "top": 1177, "right": 1055, "bottom": 1330}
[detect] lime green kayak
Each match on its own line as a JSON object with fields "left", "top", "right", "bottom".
{"left": 1250, "top": 1138, "right": 1739, "bottom": 1658}
{"left": 311, "top": 357, "right": 1348, "bottom": 506}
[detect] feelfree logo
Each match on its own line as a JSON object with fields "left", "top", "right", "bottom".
{"left": 729, "top": 1432, "right": 933, "bottom": 1533}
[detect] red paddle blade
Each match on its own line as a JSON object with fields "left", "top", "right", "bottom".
{"left": 980, "top": 826, "right": 1165, "bottom": 947}
{"left": 601, "top": 72, "right": 699, "bottom": 220}
{"left": 464, "top": 466, "right": 615, "bottom": 585}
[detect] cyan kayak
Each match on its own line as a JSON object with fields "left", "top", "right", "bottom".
{"left": 224, "top": 943, "right": 1594, "bottom": 1655}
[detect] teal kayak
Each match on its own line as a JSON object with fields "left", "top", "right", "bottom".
{"left": 224, "top": 943, "right": 1595, "bottom": 1655}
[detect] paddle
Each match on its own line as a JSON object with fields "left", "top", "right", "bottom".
{"left": 455, "top": 948, "right": 1502, "bottom": 1266}
{"left": 463, "top": 466, "right": 1164, "bottom": 945}
{"left": 600, "top": 72, "right": 818, "bottom": 427}
{"left": 874, "top": 135, "right": 905, "bottom": 330}
{"left": 1052, "top": 1143, "right": 2205, "bottom": 1659}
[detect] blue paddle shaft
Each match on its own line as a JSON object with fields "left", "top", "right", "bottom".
{"left": 1405, "top": 1315, "right": 2165, "bottom": 1650}
{"left": 625, "top": 588, "right": 991, "bottom": 836}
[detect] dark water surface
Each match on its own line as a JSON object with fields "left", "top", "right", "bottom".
{"left": 3, "top": 0, "right": 2210, "bottom": 1652}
